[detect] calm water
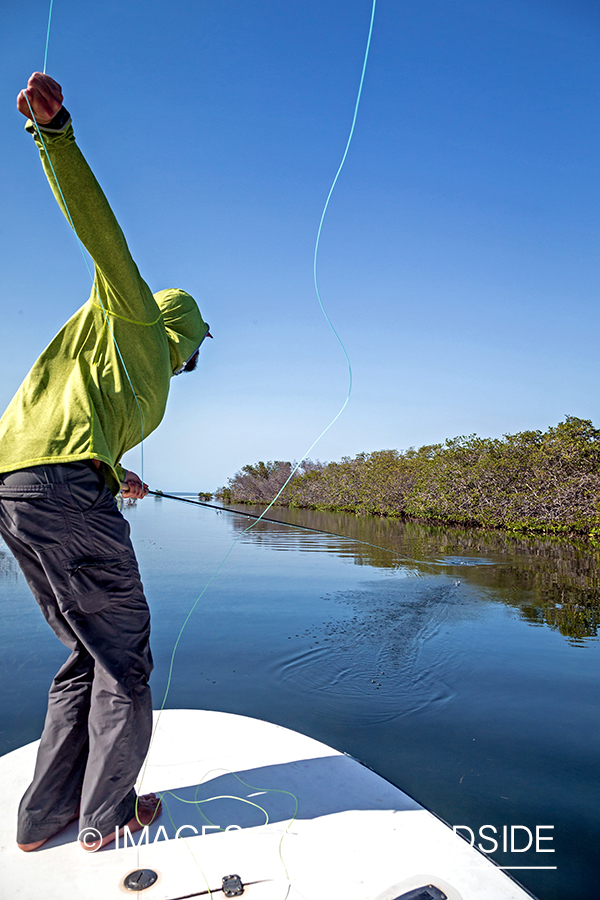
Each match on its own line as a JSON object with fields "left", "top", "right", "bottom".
{"left": 1, "top": 495, "right": 599, "bottom": 899}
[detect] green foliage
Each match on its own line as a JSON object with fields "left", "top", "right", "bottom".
{"left": 216, "top": 460, "right": 321, "bottom": 505}
{"left": 221, "top": 417, "right": 600, "bottom": 536}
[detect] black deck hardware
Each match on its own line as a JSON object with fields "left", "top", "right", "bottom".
{"left": 222, "top": 874, "right": 244, "bottom": 896}
{"left": 392, "top": 886, "right": 448, "bottom": 900}
{"left": 123, "top": 869, "right": 159, "bottom": 891}
{"left": 165, "top": 877, "right": 271, "bottom": 900}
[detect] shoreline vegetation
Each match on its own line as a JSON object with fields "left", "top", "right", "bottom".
{"left": 215, "top": 417, "right": 600, "bottom": 542}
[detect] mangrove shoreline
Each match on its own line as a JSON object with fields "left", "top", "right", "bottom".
{"left": 216, "top": 417, "right": 600, "bottom": 542}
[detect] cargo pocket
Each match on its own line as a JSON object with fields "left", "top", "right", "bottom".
{"left": 0, "top": 486, "right": 71, "bottom": 550}
{"left": 64, "top": 553, "right": 135, "bottom": 615}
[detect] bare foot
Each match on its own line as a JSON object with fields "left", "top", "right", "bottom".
{"left": 79, "top": 794, "right": 162, "bottom": 852}
{"left": 18, "top": 809, "right": 80, "bottom": 852}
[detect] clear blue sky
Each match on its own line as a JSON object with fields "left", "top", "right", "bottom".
{"left": 1, "top": 0, "right": 599, "bottom": 491}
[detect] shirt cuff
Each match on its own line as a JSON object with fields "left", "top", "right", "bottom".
{"left": 25, "top": 106, "right": 71, "bottom": 134}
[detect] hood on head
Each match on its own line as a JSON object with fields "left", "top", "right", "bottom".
{"left": 153, "top": 288, "right": 209, "bottom": 375}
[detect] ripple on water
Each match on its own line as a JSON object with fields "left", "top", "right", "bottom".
{"left": 435, "top": 556, "right": 496, "bottom": 567}
{"left": 272, "top": 575, "right": 477, "bottom": 726}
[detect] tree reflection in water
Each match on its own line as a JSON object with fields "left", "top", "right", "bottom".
{"left": 225, "top": 504, "right": 600, "bottom": 644}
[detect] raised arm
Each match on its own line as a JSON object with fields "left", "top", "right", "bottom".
{"left": 17, "top": 72, "right": 159, "bottom": 324}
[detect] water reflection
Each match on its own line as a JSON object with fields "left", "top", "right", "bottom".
{"left": 225, "top": 504, "right": 600, "bottom": 644}
{"left": 3, "top": 502, "right": 599, "bottom": 643}
{"left": 0, "top": 544, "right": 19, "bottom": 582}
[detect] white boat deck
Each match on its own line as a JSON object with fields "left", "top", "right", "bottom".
{"left": 0, "top": 709, "right": 534, "bottom": 900}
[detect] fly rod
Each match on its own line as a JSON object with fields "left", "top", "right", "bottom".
{"left": 146, "top": 489, "right": 425, "bottom": 568}
{"left": 147, "top": 489, "right": 343, "bottom": 536}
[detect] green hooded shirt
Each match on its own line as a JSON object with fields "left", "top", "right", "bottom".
{"left": 0, "top": 117, "right": 209, "bottom": 495}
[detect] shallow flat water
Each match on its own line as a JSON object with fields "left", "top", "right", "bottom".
{"left": 1, "top": 495, "right": 599, "bottom": 899}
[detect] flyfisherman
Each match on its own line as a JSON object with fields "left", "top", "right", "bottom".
{"left": 0, "top": 72, "right": 211, "bottom": 852}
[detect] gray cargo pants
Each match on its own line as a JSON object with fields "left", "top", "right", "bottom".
{"left": 0, "top": 462, "right": 153, "bottom": 843}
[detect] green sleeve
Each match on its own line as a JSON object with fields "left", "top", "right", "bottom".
{"left": 25, "top": 118, "right": 160, "bottom": 325}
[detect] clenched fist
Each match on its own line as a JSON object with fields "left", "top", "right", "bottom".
{"left": 17, "top": 72, "right": 63, "bottom": 124}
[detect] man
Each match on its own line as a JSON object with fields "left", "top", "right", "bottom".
{"left": 0, "top": 72, "right": 211, "bottom": 851}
